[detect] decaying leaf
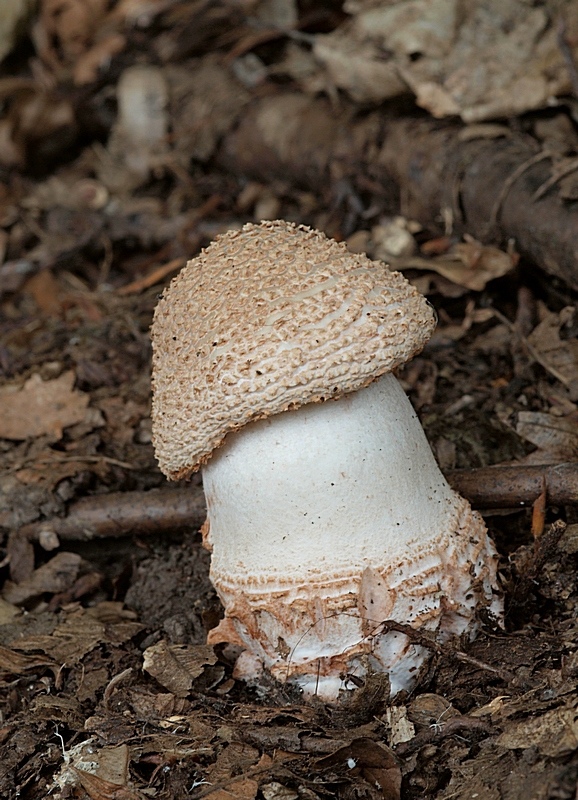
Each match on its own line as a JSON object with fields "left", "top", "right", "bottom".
{"left": 52, "top": 739, "right": 136, "bottom": 797}
{"left": 143, "top": 640, "right": 217, "bottom": 697}
{"left": 201, "top": 741, "right": 262, "bottom": 800}
{"left": 33, "top": 694, "right": 84, "bottom": 727}
{"left": 384, "top": 706, "right": 415, "bottom": 747}
{"left": 34, "top": 0, "right": 126, "bottom": 83}
{"left": 0, "top": 644, "right": 57, "bottom": 677}
{"left": 310, "top": 0, "right": 576, "bottom": 121}
{"left": 73, "top": 767, "right": 145, "bottom": 800}
{"left": 3, "top": 551, "right": 82, "bottom": 605}
{"left": 516, "top": 411, "right": 578, "bottom": 461}
{"left": 469, "top": 695, "right": 511, "bottom": 719}
{"left": 0, "top": 371, "right": 90, "bottom": 440}
{"left": 6, "top": 602, "right": 142, "bottom": 663}
{"left": 260, "top": 783, "right": 299, "bottom": 800}
{"left": 168, "top": 57, "right": 251, "bottom": 166}
{"left": 202, "top": 777, "right": 259, "bottom": 800}
{"left": 497, "top": 707, "right": 578, "bottom": 757}
{"left": 394, "top": 238, "right": 515, "bottom": 291}
{"left": 527, "top": 306, "right": 578, "bottom": 397}
{"left": 317, "top": 738, "right": 401, "bottom": 800}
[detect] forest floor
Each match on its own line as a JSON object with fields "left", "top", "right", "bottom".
{"left": 1, "top": 2, "right": 578, "bottom": 799}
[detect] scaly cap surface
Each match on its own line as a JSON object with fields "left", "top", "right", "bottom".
{"left": 151, "top": 220, "right": 435, "bottom": 479}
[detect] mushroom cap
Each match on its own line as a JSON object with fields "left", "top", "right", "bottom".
{"left": 151, "top": 220, "right": 436, "bottom": 479}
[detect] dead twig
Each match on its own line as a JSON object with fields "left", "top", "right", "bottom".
{"left": 15, "top": 487, "right": 207, "bottom": 545}
{"left": 446, "top": 462, "right": 578, "bottom": 509}
{"left": 117, "top": 257, "right": 185, "bottom": 296}
{"left": 454, "top": 651, "right": 515, "bottom": 684}
{"left": 5, "top": 485, "right": 206, "bottom": 580}
{"left": 394, "top": 715, "right": 492, "bottom": 758}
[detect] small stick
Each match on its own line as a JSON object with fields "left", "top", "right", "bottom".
{"left": 6, "top": 486, "right": 208, "bottom": 581}
{"left": 117, "top": 258, "right": 185, "bottom": 295}
{"left": 395, "top": 715, "right": 492, "bottom": 758}
{"left": 454, "top": 651, "right": 515, "bottom": 684}
{"left": 17, "top": 487, "right": 207, "bottom": 544}
{"left": 446, "top": 462, "right": 578, "bottom": 508}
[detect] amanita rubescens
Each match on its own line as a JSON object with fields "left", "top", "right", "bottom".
{"left": 151, "top": 220, "right": 502, "bottom": 700}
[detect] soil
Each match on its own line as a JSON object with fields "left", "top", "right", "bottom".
{"left": 1, "top": 3, "right": 578, "bottom": 799}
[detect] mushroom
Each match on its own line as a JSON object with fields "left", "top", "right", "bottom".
{"left": 151, "top": 220, "right": 502, "bottom": 701}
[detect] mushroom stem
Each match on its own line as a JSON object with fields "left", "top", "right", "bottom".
{"left": 202, "top": 373, "right": 501, "bottom": 700}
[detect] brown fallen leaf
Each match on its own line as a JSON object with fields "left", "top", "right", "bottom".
{"left": 10, "top": 602, "right": 144, "bottom": 664}
{"left": 317, "top": 738, "right": 401, "bottom": 800}
{"left": 203, "top": 742, "right": 262, "bottom": 800}
{"left": 394, "top": 237, "right": 515, "bottom": 291}
{"left": 33, "top": 694, "right": 84, "bottom": 727}
{"left": 23, "top": 269, "right": 62, "bottom": 315}
{"left": 496, "top": 707, "right": 578, "bottom": 757}
{"left": 90, "top": 744, "right": 130, "bottom": 789}
{"left": 73, "top": 767, "right": 145, "bottom": 800}
{"left": 12, "top": 447, "right": 112, "bottom": 490}
{"left": 260, "top": 782, "right": 299, "bottom": 800}
{"left": 143, "top": 640, "right": 217, "bottom": 697}
{"left": 0, "top": 645, "right": 57, "bottom": 677}
{"left": 53, "top": 741, "right": 134, "bottom": 795}
{"left": 3, "top": 551, "right": 82, "bottom": 604}
{"left": 527, "top": 306, "right": 578, "bottom": 397}
{"left": 0, "top": 371, "right": 90, "bottom": 440}
{"left": 516, "top": 411, "right": 578, "bottom": 462}
{"left": 34, "top": 0, "right": 110, "bottom": 68}
{"left": 203, "top": 777, "right": 259, "bottom": 800}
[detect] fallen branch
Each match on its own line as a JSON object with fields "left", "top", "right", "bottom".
{"left": 445, "top": 462, "right": 578, "bottom": 509}
{"left": 5, "top": 485, "right": 206, "bottom": 582}
{"left": 217, "top": 95, "right": 578, "bottom": 289}
{"left": 17, "top": 486, "right": 207, "bottom": 544}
